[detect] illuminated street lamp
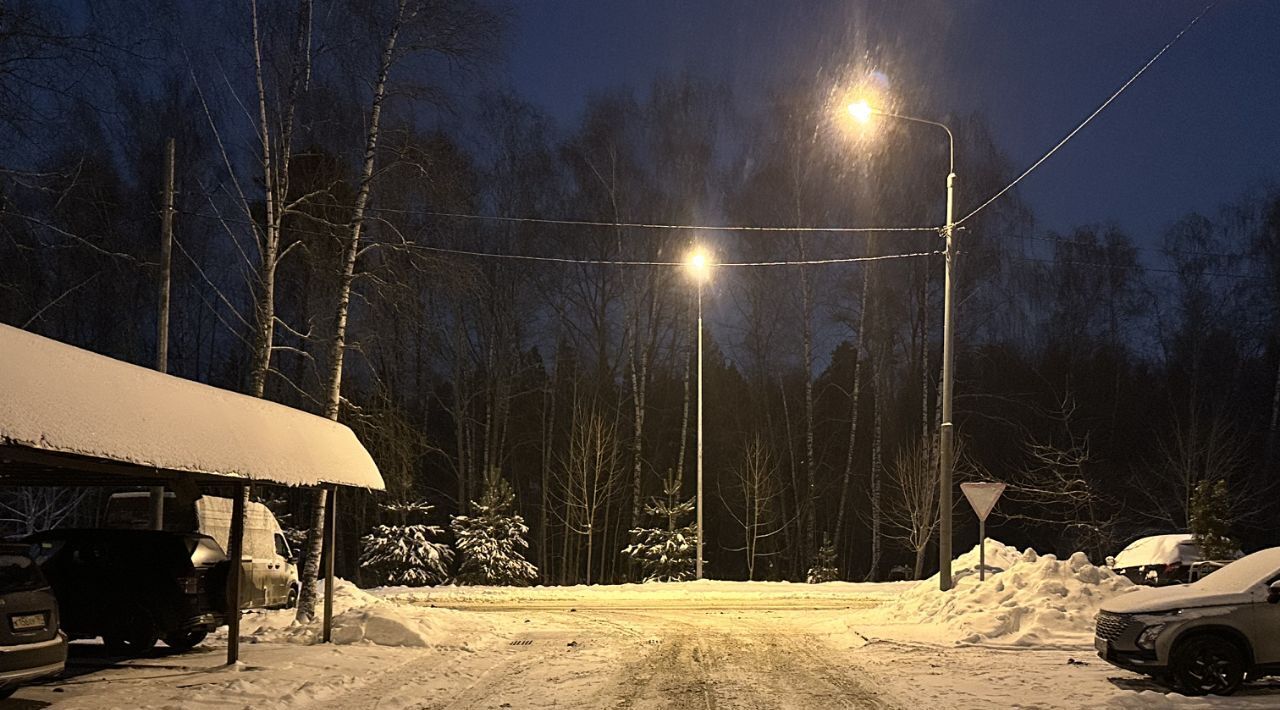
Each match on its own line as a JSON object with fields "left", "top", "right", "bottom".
{"left": 849, "top": 98, "right": 958, "bottom": 592}
{"left": 685, "top": 246, "right": 712, "bottom": 580}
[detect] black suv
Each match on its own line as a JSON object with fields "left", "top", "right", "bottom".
{"left": 0, "top": 543, "right": 66, "bottom": 698}
{"left": 26, "top": 529, "right": 228, "bottom": 655}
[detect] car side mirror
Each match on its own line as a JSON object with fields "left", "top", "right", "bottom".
{"left": 1269, "top": 581, "right": 1280, "bottom": 604}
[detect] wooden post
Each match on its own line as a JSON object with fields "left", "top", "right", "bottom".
{"left": 151, "top": 137, "right": 175, "bottom": 530}
{"left": 226, "top": 483, "right": 246, "bottom": 665}
{"left": 322, "top": 485, "right": 337, "bottom": 643}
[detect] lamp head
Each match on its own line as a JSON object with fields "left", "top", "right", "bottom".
{"left": 847, "top": 99, "right": 874, "bottom": 124}
{"left": 685, "top": 247, "right": 712, "bottom": 283}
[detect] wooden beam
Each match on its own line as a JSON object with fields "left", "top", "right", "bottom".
{"left": 322, "top": 484, "right": 337, "bottom": 643}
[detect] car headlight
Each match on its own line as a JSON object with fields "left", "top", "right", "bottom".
{"left": 1136, "top": 624, "right": 1166, "bottom": 650}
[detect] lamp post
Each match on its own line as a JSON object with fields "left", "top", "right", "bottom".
{"left": 849, "top": 99, "right": 958, "bottom": 592}
{"left": 685, "top": 247, "right": 712, "bottom": 580}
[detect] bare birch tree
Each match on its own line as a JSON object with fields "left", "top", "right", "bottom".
{"left": 884, "top": 438, "right": 939, "bottom": 580}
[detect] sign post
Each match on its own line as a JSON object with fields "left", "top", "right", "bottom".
{"left": 960, "top": 482, "right": 1006, "bottom": 581}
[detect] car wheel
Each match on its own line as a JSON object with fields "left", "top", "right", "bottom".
{"left": 104, "top": 626, "right": 159, "bottom": 656}
{"left": 286, "top": 585, "right": 299, "bottom": 609}
{"left": 1171, "top": 635, "right": 1247, "bottom": 696}
{"left": 163, "top": 629, "right": 208, "bottom": 651}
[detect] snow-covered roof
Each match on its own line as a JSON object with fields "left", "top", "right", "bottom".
{"left": 0, "top": 324, "right": 383, "bottom": 490}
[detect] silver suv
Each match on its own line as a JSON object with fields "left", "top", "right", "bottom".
{"left": 1095, "top": 547, "right": 1280, "bottom": 695}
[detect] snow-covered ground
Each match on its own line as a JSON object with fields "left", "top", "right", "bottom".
{"left": 12, "top": 543, "right": 1280, "bottom": 709}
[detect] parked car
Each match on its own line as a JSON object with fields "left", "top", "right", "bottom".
{"left": 25, "top": 529, "right": 227, "bottom": 655}
{"left": 1110, "top": 534, "right": 1240, "bottom": 586}
{"left": 105, "top": 492, "right": 299, "bottom": 609}
{"left": 1095, "top": 546, "right": 1280, "bottom": 696}
{"left": 0, "top": 543, "right": 67, "bottom": 699}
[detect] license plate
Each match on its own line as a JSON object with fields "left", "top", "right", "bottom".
{"left": 1094, "top": 636, "right": 1108, "bottom": 656}
{"left": 10, "top": 613, "right": 45, "bottom": 631}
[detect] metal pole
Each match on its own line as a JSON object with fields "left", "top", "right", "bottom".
{"left": 979, "top": 518, "right": 986, "bottom": 582}
{"left": 695, "top": 284, "right": 704, "bottom": 581}
{"left": 322, "top": 485, "right": 337, "bottom": 643}
{"left": 938, "top": 169, "right": 957, "bottom": 591}
{"left": 226, "top": 483, "right": 246, "bottom": 665}
{"left": 150, "top": 137, "right": 176, "bottom": 531}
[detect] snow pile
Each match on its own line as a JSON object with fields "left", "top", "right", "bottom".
{"left": 240, "top": 579, "right": 488, "bottom": 648}
{"left": 879, "top": 540, "right": 1135, "bottom": 646}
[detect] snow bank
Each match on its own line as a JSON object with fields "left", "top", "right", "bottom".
{"left": 239, "top": 579, "right": 488, "bottom": 648}
{"left": 875, "top": 540, "right": 1135, "bottom": 646}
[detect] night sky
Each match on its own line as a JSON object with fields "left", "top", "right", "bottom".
{"left": 502, "top": 1, "right": 1280, "bottom": 244}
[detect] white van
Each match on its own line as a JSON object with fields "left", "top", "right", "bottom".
{"left": 104, "top": 492, "right": 299, "bottom": 609}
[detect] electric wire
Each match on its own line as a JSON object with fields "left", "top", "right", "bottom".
{"left": 955, "top": 0, "right": 1219, "bottom": 227}
{"left": 342, "top": 204, "right": 941, "bottom": 234}
{"left": 383, "top": 240, "right": 941, "bottom": 267}
{"left": 176, "top": 208, "right": 941, "bottom": 268}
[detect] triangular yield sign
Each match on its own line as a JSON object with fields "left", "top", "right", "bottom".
{"left": 960, "top": 482, "right": 1006, "bottom": 521}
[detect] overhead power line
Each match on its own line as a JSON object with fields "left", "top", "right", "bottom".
{"left": 956, "top": 0, "right": 1219, "bottom": 227}
{"left": 345, "top": 204, "right": 941, "bottom": 234}
{"left": 384, "top": 241, "right": 941, "bottom": 267}
{"left": 177, "top": 208, "right": 939, "bottom": 268}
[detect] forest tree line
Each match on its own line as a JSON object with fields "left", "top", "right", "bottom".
{"left": 2, "top": 1, "right": 1280, "bottom": 588}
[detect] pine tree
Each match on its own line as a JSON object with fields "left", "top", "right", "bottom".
{"left": 451, "top": 474, "right": 539, "bottom": 585}
{"left": 623, "top": 470, "right": 697, "bottom": 582}
{"left": 806, "top": 533, "right": 840, "bottom": 583}
{"left": 359, "top": 500, "right": 453, "bottom": 586}
{"left": 1189, "top": 478, "right": 1236, "bottom": 561}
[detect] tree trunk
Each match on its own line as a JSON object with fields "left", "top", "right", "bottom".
{"left": 297, "top": 0, "right": 405, "bottom": 624}
{"left": 864, "top": 350, "right": 884, "bottom": 582}
{"left": 798, "top": 242, "right": 816, "bottom": 565}
{"left": 834, "top": 258, "right": 870, "bottom": 559}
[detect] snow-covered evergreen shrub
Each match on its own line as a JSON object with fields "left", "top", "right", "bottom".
{"left": 806, "top": 534, "right": 840, "bottom": 583}
{"left": 360, "top": 500, "right": 453, "bottom": 586}
{"left": 1190, "top": 478, "right": 1236, "bottom": 561}
{"left": 623, "top": 471, "right": 696, "bottom": 582}
{"left": 451, "top": 476, "right": 538, "bottom": 586}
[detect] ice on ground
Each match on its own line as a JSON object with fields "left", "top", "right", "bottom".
{"left": 865, "top": 539, "right": 1135, "bottom": 646}
{"left": 239, "top": 579, "right": 489, "bottom": 648}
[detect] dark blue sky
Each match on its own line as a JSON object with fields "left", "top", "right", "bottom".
{"left": 501, "top": 1, "right": 1280, "bottom": 243}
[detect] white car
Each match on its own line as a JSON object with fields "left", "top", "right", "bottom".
{"left": 1095, "top": 546, "right": 1280, "bottom": 695}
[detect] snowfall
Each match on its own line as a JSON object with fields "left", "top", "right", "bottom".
{"left": 12, "top": 541, "right": 1280, "bottom": 709}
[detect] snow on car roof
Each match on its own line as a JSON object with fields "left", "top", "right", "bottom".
{"left": 1112, "top": 534, "right": 1198, "bottom": 568}
{"left": 0, "top": 324, "right": 383, "bottom": 490}
{"left": 1189, "top": 547, "right": 1280, "bottom": 593}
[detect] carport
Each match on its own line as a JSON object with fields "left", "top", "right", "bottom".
{"left": 0, "top": 323, "right": 384, "bottom": 664}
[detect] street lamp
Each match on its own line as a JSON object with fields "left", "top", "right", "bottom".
{"left": 685, "top": 246, "right": 712, "bottom": 580}
{"left": 848, "top": 99, "right": 958, "bottom": 592}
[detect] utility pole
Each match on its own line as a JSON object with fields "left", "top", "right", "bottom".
{"left": 695, "top": 282, "right": 704, "bottom": 580}
{"left": 938, "top": 168, "right": 956, "bottom": 591}
{"left": 151, "top": 137, "right": 176, "bottom": 531}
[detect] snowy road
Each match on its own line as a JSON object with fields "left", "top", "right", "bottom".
{"left": 12, "top": 581, "right": 1280, "bottom": 709}
{"left": 289, "top": 604, "right": 894, "bottom": 710}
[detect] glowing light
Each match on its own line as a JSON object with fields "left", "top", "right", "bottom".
{"left": 685, "top": 247, "right": 712, "bottom": 282}
{"left": 848, "top": 99, "right": 873, "bottom": 124}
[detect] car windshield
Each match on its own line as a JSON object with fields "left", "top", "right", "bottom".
{"left": 0, "top": 552, "right": 45, "bottom": 592}
{"left": 1188, "top": 547, "right": 1280, "bottom": 593}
